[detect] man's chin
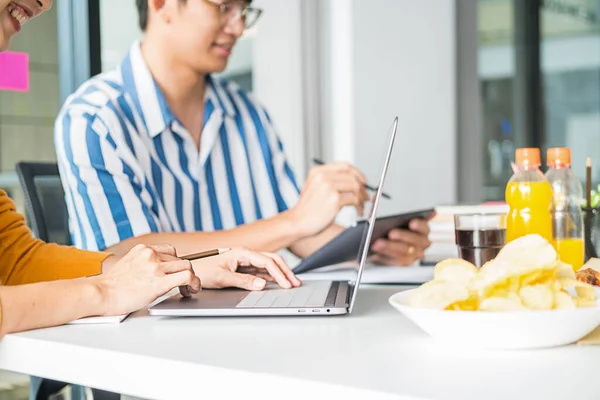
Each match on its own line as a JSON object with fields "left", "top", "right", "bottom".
{"left": 199, "top": 62, "right": 229, "bottom": 75}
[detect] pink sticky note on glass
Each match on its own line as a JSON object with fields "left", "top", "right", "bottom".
{"left": 0, "top": 51, "right": 29, "bottom": 92}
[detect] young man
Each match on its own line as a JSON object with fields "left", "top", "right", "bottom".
{"left": 0, "top": 0, "right": 300, "bottom": 337}
{"left": 55, "top": 0, "right": 431, "bottom": 270}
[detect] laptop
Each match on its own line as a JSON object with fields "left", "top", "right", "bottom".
{"left": 148, "top": 117, "right": 399, "bottom": 317}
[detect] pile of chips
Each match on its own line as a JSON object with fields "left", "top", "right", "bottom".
{"left": 409, "top": 235, "right": 597, "bottom": 311}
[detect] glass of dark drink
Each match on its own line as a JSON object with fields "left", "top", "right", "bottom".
{"left": 454, "top": 214, "right": 507, "bottom": 268}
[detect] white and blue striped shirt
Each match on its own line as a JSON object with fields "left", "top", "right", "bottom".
{"left": 55, "top": 42, "right": 300, "bottom": 251}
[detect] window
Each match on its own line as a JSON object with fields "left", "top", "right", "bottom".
{"left": 0, "top": 4, "right": 61, "bottom": 209}
{"left": 478, "top": 0, "right": 600, "bottom": 202}
{"left": 478, "top": 0, "right": 517, "bottom": 201}
{"left": 541, "top": 0, "right": 600, "bottom": 188}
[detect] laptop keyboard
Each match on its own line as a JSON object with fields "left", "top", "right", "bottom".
{"left": 236, "top": 281, "right": 333, "bottom": 308}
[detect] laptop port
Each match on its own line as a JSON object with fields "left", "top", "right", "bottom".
{"left": 312, "top": 309, "right": 320, "bottom": 312}
{"left": 298, "top": 310, "right": 306, "bottom": 313}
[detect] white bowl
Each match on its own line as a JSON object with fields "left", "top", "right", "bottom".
{"left": 389, "top": 289, "right": 600, "bottom": 350}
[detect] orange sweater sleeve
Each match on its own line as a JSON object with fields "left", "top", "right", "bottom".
{"left": 0, "top": 190, "right": 108, "bottom": 285}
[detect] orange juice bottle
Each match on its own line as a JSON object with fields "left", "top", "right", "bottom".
{"left": 505, "top": 148, "right": 553, "bottom": 243}
{"left": 546, "top": 148, "right": 585, "bottom": 270}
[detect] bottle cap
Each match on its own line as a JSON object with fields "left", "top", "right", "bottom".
{"left": 515, "top": 148, "right": 541, "bottom": 167}
{"left": 547, "top": 147, "right": 571, "bottom": 167}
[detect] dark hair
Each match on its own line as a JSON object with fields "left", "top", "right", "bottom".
{"left": 136, "top": 0, "right": 188, "bottom": 31}
{"left": 136, "top": 0, "right": 253, "bottom": 31}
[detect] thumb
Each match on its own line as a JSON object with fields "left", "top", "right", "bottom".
{"left": 223, "top": 270, "right": 267, "bottom": 291}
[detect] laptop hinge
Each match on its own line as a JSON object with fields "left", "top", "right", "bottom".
{"left": 347, "top": 282, "right": 354, "bottom": 305}
{"left": 325, "top": 281, "right": 340, "bottom": 307}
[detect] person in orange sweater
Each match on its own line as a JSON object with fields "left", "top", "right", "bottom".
{"left": 0, "top": 0, "right": 299, "bottom": 337}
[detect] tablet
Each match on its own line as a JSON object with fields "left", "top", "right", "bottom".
{"left": 293, "top": 208, "right": 435, "bottom": 274}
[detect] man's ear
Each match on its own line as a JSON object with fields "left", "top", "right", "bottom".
{"left": 148, "top": 0, "right": 171, "bottom": 24}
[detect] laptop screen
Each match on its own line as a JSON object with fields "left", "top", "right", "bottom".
{"left": 348, "top": 117, "right": 399, "bottom": 313}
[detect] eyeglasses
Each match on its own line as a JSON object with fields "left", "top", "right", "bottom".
{"left": 202, "top": 0, "right": 263, "bottom": 30}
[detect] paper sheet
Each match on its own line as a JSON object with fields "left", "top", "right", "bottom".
{"left": 67, "top": 314, "right": 129, "bottom": 325}
{"left": 298, "top": 263, "right": 434, "bottom": 284}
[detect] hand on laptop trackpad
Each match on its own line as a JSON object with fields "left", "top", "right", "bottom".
{"left": 263, "top": 282, "right": 291, "bottom": 290}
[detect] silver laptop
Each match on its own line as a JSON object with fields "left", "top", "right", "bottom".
{"left": 148, "top": 117, "right": 399, "bottom": 317}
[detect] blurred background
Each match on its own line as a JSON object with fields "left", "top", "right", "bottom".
{"left": 1, "top": 0, "right": 599, "bottom": 217}
{"left": 0, "top": 0, "right": 599, "bottom": 397}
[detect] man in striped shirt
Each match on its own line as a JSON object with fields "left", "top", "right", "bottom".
{"left": 55, "top": 0, "right": 431, "bottom": 285}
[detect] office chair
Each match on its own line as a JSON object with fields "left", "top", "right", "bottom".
{"left": 15, "top": 162, "right": 71, "bottom": 245}
{"left": 15, "top": 162, "right": 119, "bottom": 400}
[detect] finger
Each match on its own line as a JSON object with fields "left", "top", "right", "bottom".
{"left": 327, "top": 162, "right": 368, "bottom": 184}
{"left": 220, "top": 270, "right": 267, "bottom": 291}
{"left": 235, "top": 268, "right": 280, "bottom": 283}
{"left": 160, "top": 261, "right": 201, "bottom": 294}
{"left": 179, "top": 285, "right": 191, "bottom": 297}
{"left": 236, "top": 266, "right": 261, "bottom": 274}
{"left": 157, "top": 253, "right": 184, "bottom": 263}
{"left": 250, "top": 254, "right": 293, "bottom": 289}
{"left": 371, "top": 239, "right": 424, "bottom": 264}
{"left": 372, "top": 238, "right": 411, "bottom": 257}
{"left": 371, "top": 253, "right": 392, "bottom": 265}
{"left": 159, "top": 260, "right": 194, "bottom": 274}
{"left": 262, "top": 252, "right": 302, "bottom": 287}
{"left": 408, "top": 219, "right": 431, "bottom": 236}
{"left": 180, "top": 278, "right": 202, "bottom": 296}
{"left": 188, "top": 275, "right": 202, "bottom": 293}
{"left": 147, "top": 244, "right": 178, "bottom": 257}
{"left": 166, "top": 270, "right": 201, "bottom": 294}
{"left": 338, "top": 192, "right": 366, "bottom": 216}
{"left": 331, "top": 173, "right": 370, "bottom": 204}
{"left": 374, "top": 251, "right": 417, "bottom": 267}
{"left": 237, "top": 251, "right": 293, "bottom": 289}
{"left": 371, "top": 253, "right": 413, "bottom": 267}
{"left": 330, "top": 172, "right": 365, "bottom": 194}
{"left": 388, "top": 228, "right": 431, "bottom": 249}
{"left": 241, "top": 272, "right": 277, "bottom": 283}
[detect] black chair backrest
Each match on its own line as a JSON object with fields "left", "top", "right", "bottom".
{"left": 15, "top": 162, "right": 72, "bottom": 246}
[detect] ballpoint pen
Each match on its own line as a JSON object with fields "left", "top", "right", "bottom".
{"left": 312, "top": 158, "right": 392, "bottom": 200}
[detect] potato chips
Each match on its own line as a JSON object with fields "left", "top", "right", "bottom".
{"left": 409, "top": 234, "right": 597, "bottom": 311}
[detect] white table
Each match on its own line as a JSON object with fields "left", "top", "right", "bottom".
{"left": 1, "top": 285, "right": 600, "bottom": 400}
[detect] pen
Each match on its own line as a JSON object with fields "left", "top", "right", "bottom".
{"left": 178, "top": 249, "right": 231, "bottom": 296}
{"left": 312, "top": 158, "right": 392, "bottom": 200}
{"left": 182, "top": 248, "right": 231, "bottom": 261}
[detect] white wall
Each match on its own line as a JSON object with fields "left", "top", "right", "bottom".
{"left": 323, "top": 0, "right": 458, "bottom": 217}
{"left": 99, "top": 0, "right": 141, "bottom": 71}
{"left": 251, "top": 0, "right": 306, "bottom": 177}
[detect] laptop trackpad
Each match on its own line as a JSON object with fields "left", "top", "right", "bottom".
{"left": 155, "top": 288, "right": 249, "bottom": 310}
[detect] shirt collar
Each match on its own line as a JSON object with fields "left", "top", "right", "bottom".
{"left": 120, "top": 41, "right": 237, "bottom": 138}
{"left": 205, "top": 75, "right": 237, "bottom": 119}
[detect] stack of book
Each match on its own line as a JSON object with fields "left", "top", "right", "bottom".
{"left": 423, "top": 203, "right": 509, "bottom": 265}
